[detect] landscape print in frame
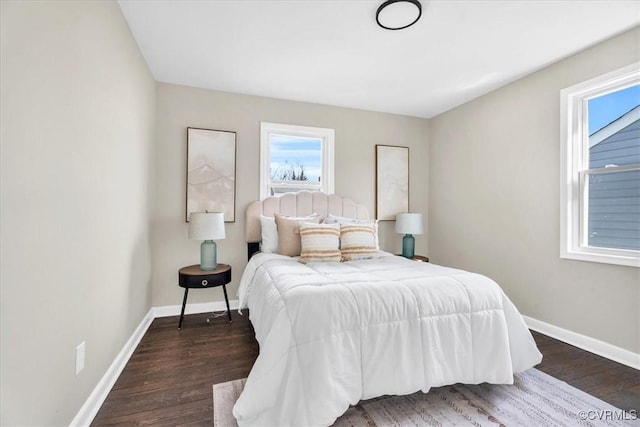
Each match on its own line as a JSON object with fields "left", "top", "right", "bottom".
{"left": 186, "top": 127, "right": 236, "bottom": 222}
{"left": 376, "top": 144, "right": 409, "bottom": 221}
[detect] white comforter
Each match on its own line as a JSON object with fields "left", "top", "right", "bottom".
{"left": 233, "top": 253, "right": 542, "bottom": 427}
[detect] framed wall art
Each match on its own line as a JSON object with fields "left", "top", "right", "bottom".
{"left": 375, "top": 144, "right": 409, "bottom": 221}
{"left": 186, "top": 127, "right": 237, "bottom": 222}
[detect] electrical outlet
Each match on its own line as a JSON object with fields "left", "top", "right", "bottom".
{"left": 76, "top": 341, "right": 85, "bottom": 375}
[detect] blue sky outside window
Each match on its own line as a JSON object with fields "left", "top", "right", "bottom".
{"left": 270, "top": 135, "right": 322, "bottom": 182}
{"left": 588, "top": 84, "right": 640, "bottom": 134}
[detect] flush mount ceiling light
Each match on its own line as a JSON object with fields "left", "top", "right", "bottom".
{"left": 376, "top": 0, "right": 422, "bottom": 30}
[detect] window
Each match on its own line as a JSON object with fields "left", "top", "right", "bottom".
{"left": 560, "top": 62, "right": 640, "bottom": 267}
{"left": 260, "top": 122, "right": 334, "bottom": 199}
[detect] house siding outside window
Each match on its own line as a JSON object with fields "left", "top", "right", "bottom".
{"left": 588, "top": 110, "right": 640, "bottom": 251}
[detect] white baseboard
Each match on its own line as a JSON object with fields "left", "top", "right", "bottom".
{"left": 70, "top": 308, "right": 155, "bottom": 427}
{"left": 523, "top": 315, "right": 640, "bottom": 370}
{"left": 73, "top": 307, "right": 638, "bottom": 425}
{"left": 153, "top": 299, "right": 240, "bottom": 318}
{"left": 71, "top": 300, "right": 241, "bottom": 426}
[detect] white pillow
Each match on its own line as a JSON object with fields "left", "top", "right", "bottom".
{"left": 323, "top": 214, "right": 380, "bottom": 249}
{"left": 259, "top": 215, "right": 278, "bottom": 253}
{"left": 260, "top": 214, "right": 319, "bottom": 254}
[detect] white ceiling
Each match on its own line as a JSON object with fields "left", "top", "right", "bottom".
{"left": 118, "top": 0, "right": 640, "bottom": 119}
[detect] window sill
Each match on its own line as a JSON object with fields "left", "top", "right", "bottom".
{"left": 561, "top": 249, "right": 640, "bottom": 268}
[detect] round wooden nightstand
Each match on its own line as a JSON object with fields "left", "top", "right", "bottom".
{"left": 178, "top": 264, "right": 232, "bottom": 329}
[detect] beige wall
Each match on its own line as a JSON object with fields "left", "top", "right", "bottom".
{"left": 153, "top": 83, "right": 430, "bottom": 307}
{"left": 429, "top": 28, "right": 640, "bottom": 353}
{"left": 0, "top": 1, "right": 156, "bottom": 425}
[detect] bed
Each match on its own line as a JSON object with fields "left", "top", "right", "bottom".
{"left": 233, "top": 191, "right": 542, "bottom": 427}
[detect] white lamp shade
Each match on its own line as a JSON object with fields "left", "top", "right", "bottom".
{"left": 395, "top": 212, "right": 424, "bottom": 235}
{"left": 188, "top": 212, "right": 225, "bottom": 240}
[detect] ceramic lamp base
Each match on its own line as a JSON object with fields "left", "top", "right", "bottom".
{"left": 402, "top": 234, "right": 415, "bottom": 259}
{"left": 200, "top": 240, "right": 217, "bottom": 270}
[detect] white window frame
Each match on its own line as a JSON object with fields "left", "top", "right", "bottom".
{"left": 560, "top": 62, "right": 640, "bottom": 267}
{"left": 260, "top": 122, "right": 335, "bottom": 200}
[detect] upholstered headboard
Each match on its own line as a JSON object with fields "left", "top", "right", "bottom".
{"left": 245, "top": 191, "right": 369, "bottom": 257}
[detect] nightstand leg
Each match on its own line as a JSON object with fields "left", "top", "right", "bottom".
{"left": 222, "top": 284, "right": 232, "bottom": 322}
{"left": 178, "top": 288, "right": 189, "bottom": 330}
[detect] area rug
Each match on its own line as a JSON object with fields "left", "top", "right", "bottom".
{"left": 213, "top": 369, "right": 639, "bottom": 426}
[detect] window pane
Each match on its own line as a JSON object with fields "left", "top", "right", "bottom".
{"left": 269, "top": 135, "right": 322, "bottom": 195}
{"left": 588, "top": 169, "right": 640, "bottom": 251}
{"left": 588, "top": 85, "right": 640, "bottom": 168}
{"left": 260, "top": 122, "right": 334, "bottom": 200}
{"left": 561, "top": 64, "right": 640, "bottom": 265}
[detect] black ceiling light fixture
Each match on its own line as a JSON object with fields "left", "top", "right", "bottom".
{"left": 376, "top": 0, "right": 422, "bottom": 30}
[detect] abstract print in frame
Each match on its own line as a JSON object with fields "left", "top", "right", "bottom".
{"left": 186, "top": 127, "right": 236, "bottom": 222}
{"left": 375, "top": 144, "right": 409, "bottom": 221}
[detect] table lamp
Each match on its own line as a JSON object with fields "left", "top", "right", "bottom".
{"left": 189, "top": 212, "right": 225, "bottom": 270}
{"left": 395, "top": 212, "right": 423, "bottom": 259}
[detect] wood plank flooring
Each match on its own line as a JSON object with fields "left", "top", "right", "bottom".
{"left": 92, "top": 312, "right": 258, "bottom": 426}
{"left": 534, "top": 332, "right": 639, "bottom": 414}
{"left": 92, "top": 312, "right": 639, "bottom": 426}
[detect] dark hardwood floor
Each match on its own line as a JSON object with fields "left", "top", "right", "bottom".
{"left": 92, "top": 312, "right": 259, "bottom": 426}
{"left": 534, "top": 331, "right": 639, "bottom": 413}
{"left": 92, "top": 312, "right": 639, "bottom": 426}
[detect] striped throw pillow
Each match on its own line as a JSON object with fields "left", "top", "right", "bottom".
{"left": 299, "top": 223, "right": 341, "bottom": 263}
{"left": 340, "top": 223, "right": 378, "bottom": 261}
{"left": 323, "top": 215, "right": 380, "bottom": 250}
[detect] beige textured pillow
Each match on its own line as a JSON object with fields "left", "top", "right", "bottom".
{"left": 261, "top": 214, "right": 318, "bottom": 253}
{"left": 340, "top": 223, "right": 378, "bottom": 261}
{"left": 299, "top": 223, "right": 341, "bottom": 263}
{"left": 275, "top": 214, "right": 320, "bottom": 256}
